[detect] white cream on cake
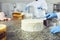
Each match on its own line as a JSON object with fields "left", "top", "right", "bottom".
{"left": 21, "top": 19, "right": 44, "bottom": 32}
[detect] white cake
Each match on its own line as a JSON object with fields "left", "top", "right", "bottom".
{"left": 21, "top": 19, "right": 44, "bottom": 32}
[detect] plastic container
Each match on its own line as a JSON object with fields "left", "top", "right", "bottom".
{"left": 0, "top": 24, "right": 7, "bottom": 40}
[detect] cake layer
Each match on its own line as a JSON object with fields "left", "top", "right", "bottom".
{"left": 21, "top": 19, "right": 44, "bottom": 32}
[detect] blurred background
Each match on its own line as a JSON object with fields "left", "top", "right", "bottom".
{"left": 0, "top": 0, "right": 60, "bottom": 18}
{"left": 0, "top": 0, "right": 60, "bottom": 40}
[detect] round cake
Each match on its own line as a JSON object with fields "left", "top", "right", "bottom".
{"left": 21, "top": 19, "right": 44, "bottom": 32}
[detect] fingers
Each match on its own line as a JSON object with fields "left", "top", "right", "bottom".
{"left": 46, "top": 13, "right": 50, "bottom": 18}
{"left": 47, "top": 14, "right": 52, "bottom": 19}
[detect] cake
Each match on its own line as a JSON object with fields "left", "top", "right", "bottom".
{"left": 21, "top": 19, "right": 44, "bottom": 32}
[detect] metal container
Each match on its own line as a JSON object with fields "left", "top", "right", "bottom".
{"left": 43, "top": 19, "right": 52, "bottom": 27}
{"left": 0, "top": 24, "right": 7, "bottom": 40}
{"left": 12, "top": 12, "right": 24, "bottom": 20}
{"left": 43, "top": 18, "right": 57, "bottom": 27}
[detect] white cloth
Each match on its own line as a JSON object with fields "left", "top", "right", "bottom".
{"left": 26, "top": 0, "right": 47, "bottom": 18}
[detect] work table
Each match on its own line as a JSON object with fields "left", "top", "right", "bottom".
{"left": 0, "top": 20, "right": 60, "bottom": 40}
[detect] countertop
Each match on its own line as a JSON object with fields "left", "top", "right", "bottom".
{"left": 0, "top": 20, "right": 60, "bottom": 40}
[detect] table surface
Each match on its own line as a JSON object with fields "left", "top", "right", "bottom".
{"left": 0, "top": 20, "right": 60, "bottom": 40}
